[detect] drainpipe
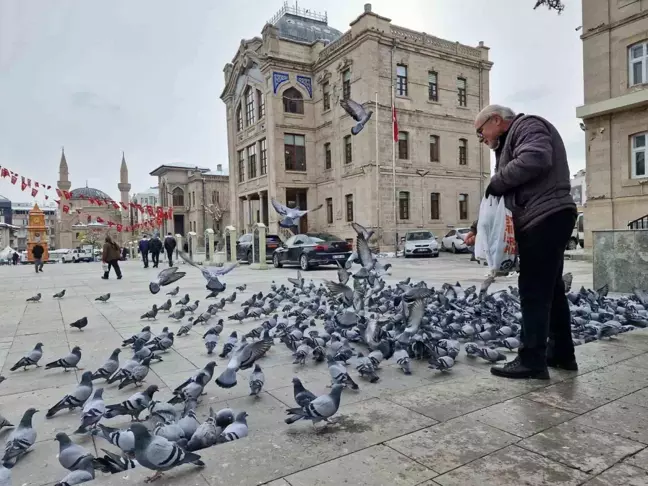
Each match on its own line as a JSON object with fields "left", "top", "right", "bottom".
{"left": 479, "top": 62, "right": 484, "bottom": 197}
{"left": 201, "top": 175, "right": 207, "bottom": 245}
{"left": 607, "top": 0, "right": 615, "bottom": 230}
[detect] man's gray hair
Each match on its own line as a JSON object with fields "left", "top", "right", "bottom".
{"left": 477, "top": 104, "right": 516, "bottom": 123}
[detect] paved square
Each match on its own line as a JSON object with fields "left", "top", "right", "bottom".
{"left": 0, "top": 253, "right": 646, "bottom": 486}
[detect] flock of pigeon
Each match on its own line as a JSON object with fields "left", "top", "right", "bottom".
{"left": 3, "top": 222, "right": 648, "bottom": 486}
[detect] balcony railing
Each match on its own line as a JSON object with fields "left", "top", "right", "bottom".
{"left": 628, "top": 214, "right": 648, "bottom": 230}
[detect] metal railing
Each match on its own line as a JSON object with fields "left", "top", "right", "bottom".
{"left": 268, "top": 1, "right": 327, "bottom": 25}
{"left": 628, "top": 215, "right": 648, "bottom": 230}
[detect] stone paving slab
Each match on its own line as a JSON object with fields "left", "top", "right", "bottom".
{"left": 0, "top": 254, "right": 645, "bottom": 486}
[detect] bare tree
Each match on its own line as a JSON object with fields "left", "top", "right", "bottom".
{"left": 78, "top": 229, "right": 103, "bottom": 250}
{"left": 203, "top": 200, "right": 230, "bottom": 234}
{"left": 534, "top": 0, "right": 565, "bottom": 12}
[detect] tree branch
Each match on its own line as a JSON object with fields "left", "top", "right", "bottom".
{"left": 534, "top": 0, "right": 565, "bottom": 13}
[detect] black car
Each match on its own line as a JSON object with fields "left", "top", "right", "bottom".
{"left": 272, "top": 232, "right": 352, "bottom": 271}
{"left": 236, "top": 233, "right": 282, "bottom": 263}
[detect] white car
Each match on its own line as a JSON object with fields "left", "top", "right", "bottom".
{"left": 61, "top": 248, "right": 94, "bottom": 263}
{"left": 441, "top": 228, "right": 471, "bottom": 253}
{"left": 403, "top": 230, "right": 439, "bottom": 258}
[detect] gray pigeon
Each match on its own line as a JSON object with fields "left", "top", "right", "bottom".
{"left": 292, "top": 377, "right": 317, "bottom": 408}
{"left": 54, "top": 455, "right": 95, "bottom": 486}
{"left": 74, "top": 388, "right": 105, "bottom": 434}
{"left": 10, "top": 343, "right": 43, "bottom": 371}
{"left": 340, "top": 98, "right": 373, "bottom": 135}
{"left": 45, "top": 346, "right": 81, "bottom": 371}
{"left": 118, "top": 357, "right": 152, "bottom": 389}
{"left": 158, "top": 299, "right": 172, "bottom": 312}
{"left": 177, "top": 410, "right": 200, "bottom": 439}
{"left": 149, "top": 267, "right": 186, "bottom": 295}
{"left": 270, "top": 199, "right": 323, "bottom": 229}
{"left": 130, "top": 422, "right": 204, "bottom": 482}
{"left": 327, "top": 356, "right": 359, "bottom": 390}
{"left": 141, "top": 305, "right": 158, "bottom": 320}
{"left": 166, "top": 286, "right": 180, "bottom": 296}
{"left": 173, "top": 362, "right": 216, "bottom": 395}
{"left": 168, "top": 373, "right": 208, "bottom": 405}
{"left": 215, "top": 339, "right": 272, "bottom": 388}
{"left": 92, "top": 424, "right": 135, "bottom": 453}
{"left": 90, "top": 348, "right": 121, "bottom": 381}
{"left": 95, "top": 293, "right": 110, "bottom": 302}
{"left": 178, "top": 251, "right": 237, "bottom": 292}
{"left": 2, "top": 408, "right": 37, "bottom": 467}
{"left": 46, "top": 371, "right": 93, "bottom": 418}
{"left": 217, "top": 411, "right": 248, "bottom": 442}
{"left": 153, "top": 422, "right": 185, "bottom": 443}
{"left": 104, "top": 384, "right": 159, "bottom": 420}
{"left": 53, "top": 289, "right": 66, "bottom": 299}
{"left": 248, "top": 364, "right": 264, "bottom": 397}
{"left": 285, "top": 384, "right": 344, "bottom": 427}
{"left": 393, "top": 342, "right": 411, "bottom": 375}
{"left": 55, "top": 432, "right": 93, "bottom": 471}
{"left": 122, "top": 326, "right": 152, "bottom": 347}
{"left": 26, "top": 293, "right": 41, "bottom": 302}
{"left": 186, "top": 416, "right": 219, "bottom": 452}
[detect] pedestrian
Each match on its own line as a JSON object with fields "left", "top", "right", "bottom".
{"left": 138, "top": 235, "right": 150, "bottom": 268}
{"left": 121, "top": 247, "right": 127, "bottom": 261}
{"left": 31, "top": 243, "right": 44, "bottom": 273}
{"left": 101, "top": 234, "right": 122, "bottom": 280}
{"left": 164, "top": 232, "right": 176, "bottom": 267}
{"left": 12, "top": 251, "right": 19, "bottom": 265}
{"left": 465, "top": 221, "right": 478, "bottom": 262}
{"left": 183, "top": 241, "right": 189, "bottom": 254}
{"left": 476, "top": 104, "right": 577, "bottom": 380}
{"left": 149, "top": 233, "right": 162, "bottom": 268}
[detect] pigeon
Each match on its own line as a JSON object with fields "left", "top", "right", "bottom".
{"left": 236, "top": 284, "right": 246, "bottom": 292}
{"left": 141, "top": 305, "right": 158, "bottom": 320}
{"left": 95, "top": 293, "right": 110, "bottom": 302}
{"left": 177, "top": 410, "right": 201, "bottom": 439}
{"left": 93, "top": 449, "right": 136, "bottom": 474}
{"left": 46, "top": 371, "right": 94, "bottom": 418}
{"left": 393, "top": 342, "right": 411, "bottom": 375}
{"left": 292, "top": 377, "right": 317, "bottom": 408}
{"left": 166, "top": 286, "right": 180, "bottom": 296}
{"left": 173, "top": 362, "right": 217, "bottom": 396}
{"left": 340, "top": 98, "right": 373, "bottom": 135}
{"left": 146, "top": 333, "right": 174, "bottom": 353}
{"left": 355, "top": 352, "right": 379, "bottom": 383}
{"left": 118, "top": 357, "right": 152, "bottom": 389}
{"left": 0, "top": 415, "right": 12, "bottom": 432}
{"left": 46, "top": 346, "right": 82, "bottom": 371}
{"left": 2, "top": 408, "right": 37, "bottom": 467}
{"left": 10, "top": 343, "right": 43, "bottom": 371}
{"left": 69, "top": 317, "right": 88, "bottom": 331}
{"left": 217, "top": 411, "right": 249, "bottom": 442}
{"left": 215, "top": 339, "right": 272, "bottom": 388}
{"left": 53, "top": 289, "right": 66, "bottom": 299}
{"left": 204, "top": 329, "right": 219, "bottom": 354}
{"left": 74, "top": 388, "right": 105, "bottom": 434}
{"left": 26, "top": 293, "right": 41, "bottom": 303}
{"left": 327, "top": 355, "right": 359, "bottom": 390}
{"left": 183, "top": 300, "right": 200, "bottom": 314}
{"left": 270, "top": 198, "right": 323, "bottom": 229}
{"left": 285, "top": 384, "right": 344, "bottom": 427}
{"left": 158, "top": 299, "right": 172, "bottom": 312}
{"left": 90, "top": 348, "right": 121, "bottom": 381}
{"left": 168, "top": 308, "right": 185, "bottom": 321}
{"left": 54, "top": 455, "right": 95, "bottom": 486}
{"left": 176, "top": 294, "right": 190, "bottom": 306}
{"left": 248, "top": 364, "right": 264, "bottom": 397}
{"left": 185, "top": 415, "right": 219, "bottom": 452}
{"left": 178, "top": 251, "right": 237, "bottom": 292}
{"left": 153, "top": 422, "right": 185, "bottom": 443}
{"left": 149, "top": 267, "right": 186, "bottom": 295}
{"left": 130, "top": 422, "right": 204, "bottom": 482}
{"left": 55, "top": 432, "right": 94, "bottom": 472}
{"left": 168, "top": 372, "right": 209, "bottom": 405}
{"left": 122, "top": 326, "right": 152, "bottom": 347}
{"left": 104, "top": 384, "right": 159, "bottom": 420}
{"left": 92, "top": 424, "right": 135, "bottom": 453}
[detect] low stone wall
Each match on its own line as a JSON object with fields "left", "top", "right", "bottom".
{"left": 593, "top": 229, "right": 648, "bottom": 292}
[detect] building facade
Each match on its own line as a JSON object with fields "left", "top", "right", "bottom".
{"left": 150, "top": 163, "right": 230, "bottom": 244}
{"left": 570, "top": 168, "right": 586, "bottom": 212}
{"left": 576, "top": 0, "right": 648, "bottom": 245}
{"left": 220, "top": 3, "right": 492, "bottom": 245}
{"left": 11, "top": 201, "right": 57, "bottom": 250}
{"left": 132, "top": 188, "right": 160, "bottom": 226}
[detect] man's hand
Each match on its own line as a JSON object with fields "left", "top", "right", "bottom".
{"left": 485, "top": 182, "right": 501, "bottom": 198}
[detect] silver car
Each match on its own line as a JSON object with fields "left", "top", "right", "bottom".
{"left": 403, "top": 230, "right": 439, "bottom": 258}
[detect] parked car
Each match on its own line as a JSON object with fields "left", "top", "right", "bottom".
{"left": 403, "top": 230, "right": 439, "bottom": 258}
{"left": 567, "top": 212, "right": 584, "bottom": 250}
{"left": 61, "top": 248, "right": 94, "bottom": 263}
{"left": 236, "top": 233, "right": 282, "bottom": 263}
{"left": 272, "top": 232, "right": 352, "bottom": 271}
{"left": 440, "top": 228, "right": 471, "bottom": 253}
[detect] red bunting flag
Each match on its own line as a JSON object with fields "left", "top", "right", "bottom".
{"left": 56, "top": 189, "right": 62, "bottom": 198}
{"left": 0, "top": 168, "right": 8, "bottom": 178}
{"left": 10, "top": 174, "right": 17, "bottom": 185}
{"left": 62, "top": 204, "right": 70, "bottom": 214}
{"left": 35, "top": 182, "right": 39, "bottom": 188}
{"left": 96, "top": 217, "right": 105, "bottom": 223}
{"left": 111, "top": 201, "right": 119, "bottom": 209}
{"left": 62, "top": 190, "right": 71, "bottom": 200}
{"left": 120, "top": 202, "right": 128, "bottom": 210}
{"left": 117, "top": 224, "right": 123, "bottom": 232}
{"left": 27, "top": 179, "right": 31, "bottom": 187}
{"left": 31, "top": 188, "right": 38, "bottom": 197}
{"left": 21, "top": 181, "right": 27, "bottom": 191}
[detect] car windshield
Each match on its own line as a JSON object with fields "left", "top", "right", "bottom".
{"left": 308, "top": 233, "right": 341, "bottom": 243}
{"left": 406, "top": 231, "right": 433, "bottom": 241}
{"left": 266, "top": 235, "right": 281, "bottom": 243}
{"left": 457, "top": 228, "right": 470, "bottom": 234}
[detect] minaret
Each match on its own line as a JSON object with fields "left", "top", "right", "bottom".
{"left": 57, "top": 147, "right": 71, "bottom": 192}
{"left": 118, "top": 152, "right": 131, "bottom": 206}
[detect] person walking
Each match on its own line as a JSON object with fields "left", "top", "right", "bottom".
{"left": 101, "top": 235, "right": 122, "bottom": 279}
{"left": 12, "top": 251, "right": 19, "bottom": 265}
{"left": 138, "top": 235, "right": 150, "bottom": 268}
{"left": 32, "top": 244, "right": 44, "bottom": 273}
{"left": 149, "top": 233, "right": 162, "bottom": 268}
{"left": 163, "top": 232, "right": 176, "bottom": 267}
{"left": 475, "top": 104, "right": 577, "bottom": 380}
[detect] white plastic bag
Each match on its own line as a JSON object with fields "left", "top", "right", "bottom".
{"left": 474, "top": 196, "right": 517, "bottom": 275}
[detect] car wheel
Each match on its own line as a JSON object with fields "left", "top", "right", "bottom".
{"left": 273, "top": 253, "right": 282, "bottom": 268}
{"left": 247, "top": 250, "right": 253, "bottom": 264}
{"left": 432, "top": 253, "right": 439, "bottom": 258}
{"left": 451, "top": 243, "right": 457, "bottom": 254}
{"left": 299, "top": 254, "right": 310, "bottom": 271}
{"left": 567, "top": 238, "right": 578, "bottom": 250}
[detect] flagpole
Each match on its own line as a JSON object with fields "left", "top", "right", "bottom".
{"left": 375, "top": 91, "right": 380, "bottom": 231}
{"left": 391, "top": 84, "right": 397, "bottom": 254}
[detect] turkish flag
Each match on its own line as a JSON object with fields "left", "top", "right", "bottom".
{"left": 31, "top": 188, "right": 38, "bottom": 197}
{"left": 121, "top": 202, "right": 128, "bottom": 210}
{"left": 117, "top": 224, "right": 123, "bottom": 232}
{"left": 392, "top": 105, "right": 399, "bottom": 142}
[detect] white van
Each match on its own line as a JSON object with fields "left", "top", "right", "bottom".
{"left": 61, "top": 248, "right": 94, "bottom": 263}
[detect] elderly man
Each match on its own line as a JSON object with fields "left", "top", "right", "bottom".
{"left": 476, "top": 105, "right": 577, "bottom": 380}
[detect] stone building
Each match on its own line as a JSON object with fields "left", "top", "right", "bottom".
{"left": 11, "top": 201, "right": 57, "bottom": 250}
{"left": 220, "top": 3, "right": 492, "bottom": 245}
{"left": 150, "top": 163, "right": 230, "bottom": 245}
{"left": 570, "top": 168, "right": 586, "bottom": 212}
{"left": 132, "top": 188, "right": 159, "bottom": 226}
{"left": 576, "top": 0, "right": 648, "bottom": 245}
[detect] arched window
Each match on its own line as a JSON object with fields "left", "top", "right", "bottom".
{"left": 244, "top": 87, "right": 255, "bottom": 125}
{"left": 172, "top": 187, "right": 185, "bottom": 207}
{"left": 236, "top": 104, "right": 243, "bottom": 132}
{"left": 283, "top": 87, "right": 304, "bottom": 114}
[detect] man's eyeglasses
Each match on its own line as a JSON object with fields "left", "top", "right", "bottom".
{"left": 476, "top": 116, "right": 491, "bottom": 142}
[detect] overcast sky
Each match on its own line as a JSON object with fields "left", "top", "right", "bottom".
{"left": 0, "top": 0, "right": 583, "bottom": 203}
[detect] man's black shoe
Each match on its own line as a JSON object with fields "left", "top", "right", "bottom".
{"left": 491, "top": 357, "right": 550, "bottom": 380}
{"left": 546, "top": 357, "right": 579, "bottom": 371}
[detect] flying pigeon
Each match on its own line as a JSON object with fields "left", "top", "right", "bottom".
{"left": 149, "top": 267, "right": 186, "bottom": 295}
{"left": 270, "top": 198, "right": 323, "bottom": 229}
{"left": 215, "top": 339, "right": 271, "bottom": 388}
{"left": 340, "top": 98, "right": 373, "bottom": 135}
{"left": 178, "top": 251, "right": 237, "bottom": 292}
{"left": 45, "top": 346, "right": 82, "bottom": 371}
{"left": 10, "top": 343, "right": 43, "bottom": 371}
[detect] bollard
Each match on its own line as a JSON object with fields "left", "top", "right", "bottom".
{"left": 251, "top": 223, "right": 268, "bottom": 270}
{"left": 205, "top": 228, "right": 215, "bottom": 263}
{"left": 224, "top": 226, "right": 237, "bottom": 262}
{"left": 175, "top": 234, "right": 183, "bottom": 262}
{"left": 187, "top": 231, "right": 197, "bottom": 260}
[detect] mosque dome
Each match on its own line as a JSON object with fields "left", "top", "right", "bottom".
{"left": 70, "top": 187, "right": 112, "bottom": 200}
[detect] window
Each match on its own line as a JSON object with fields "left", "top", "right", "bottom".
{"left": 457, "top": 77, "right": 467, "bottom": 107}
{"left": 283, "top": 87, "right": 304, "bottom": 114}
{"left": 345, "top": 194, "right": 354, "bottom": 221}
{"left": 257, "top": 89, "right": 265, "bottom": 119}
{"left": 172, "top": 187, "right": 184, "bottom": 206}
{"left": 211, "top": 191, "right": 217, "bottom": 204}
{"left": 430, "top": 135, "right": 440, "bottom": 162}
{"left": 236, "top": 105, "right": 243, "bottom": 132}
{"left": 632, "top": 133, "right": 647, "bottom": 178}
{"left": 396, "top": 64, "right": 408, "bottom": 96}
{"left": 430, "top": 193, "right": 440, "bottom": 219}
{"left": 428, "top": 71, "right": 438, "bottom": 102}
{"left": 459, "top": 193, "right": 469, "bottom": 220}
{"left": 192, "top": 192, "right": 195, "bottom": 206}
{"left": 324, "top": 142, "right": 332, "bottom": 169}
{"left": 322, "top": 82, "right": 330, "bottom": 111}
{"left": 399, "top": 191, "right": 410, "bottom": 220}
{"left": 260, "top": 138, "right": 267, "bottom": 175}
{"left": 245, "top": 86, "right": 255, "bottom": 125}
{"left": 459, "top": 138, "right": 468, "bottom": 165}
{"left": 344, "top": 135, "right": 352, "bottom": 164}
{"left": 326, "top": 198, "right": 333, "bottom": 224}
{"left": 238, "top": 149, "right": 245, "bottom": 181}
{"left": 342, "top": 69, "right": 351, "bottom": 100}
{"left": 284, "top": 133, "right": 306, "bottom": 171}
{"left": 247, "top": 143, "right": 257, "bottom": 179}
{"left": 398, "top": 131, "right": 409, "bottom": 160}
{"left": 630, "top": 42, "right": 648, "bottom": 87}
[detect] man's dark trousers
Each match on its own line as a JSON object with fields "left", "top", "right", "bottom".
{"left": 151, "top": 251, "right": 160, "bottom": 268}
{"left": 141, "top": 252, "right": 149, "bottom": 268}
{"left": 166, "top": 249, "right": 174, "bottom": 266}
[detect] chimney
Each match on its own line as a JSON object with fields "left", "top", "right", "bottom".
{"left": 216, "top": 164, "right": 223, "bottom": 172}
{"left": 364, "top": 3, "right": 372, "bottom": 12}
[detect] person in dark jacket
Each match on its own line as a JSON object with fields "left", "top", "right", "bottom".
{"left": 149, "top": 234, "right": 162, "bottom": 268}
{"left": 12, "top": 251, "right": 19, "bottom": 265}
{"left": 138, "top": 236, "right": 150, "bottom": 268}
{"left": 32, "top": 244, "right": 44, "bottom": 273}
{"left": 163, "top": 232, "right": 176, "bottom": 267}
{"left": 476, "top": 105, "right": 577, "bottom": 380}
{"left": 102, "top": 235, "right": 122, "bottom": 279}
